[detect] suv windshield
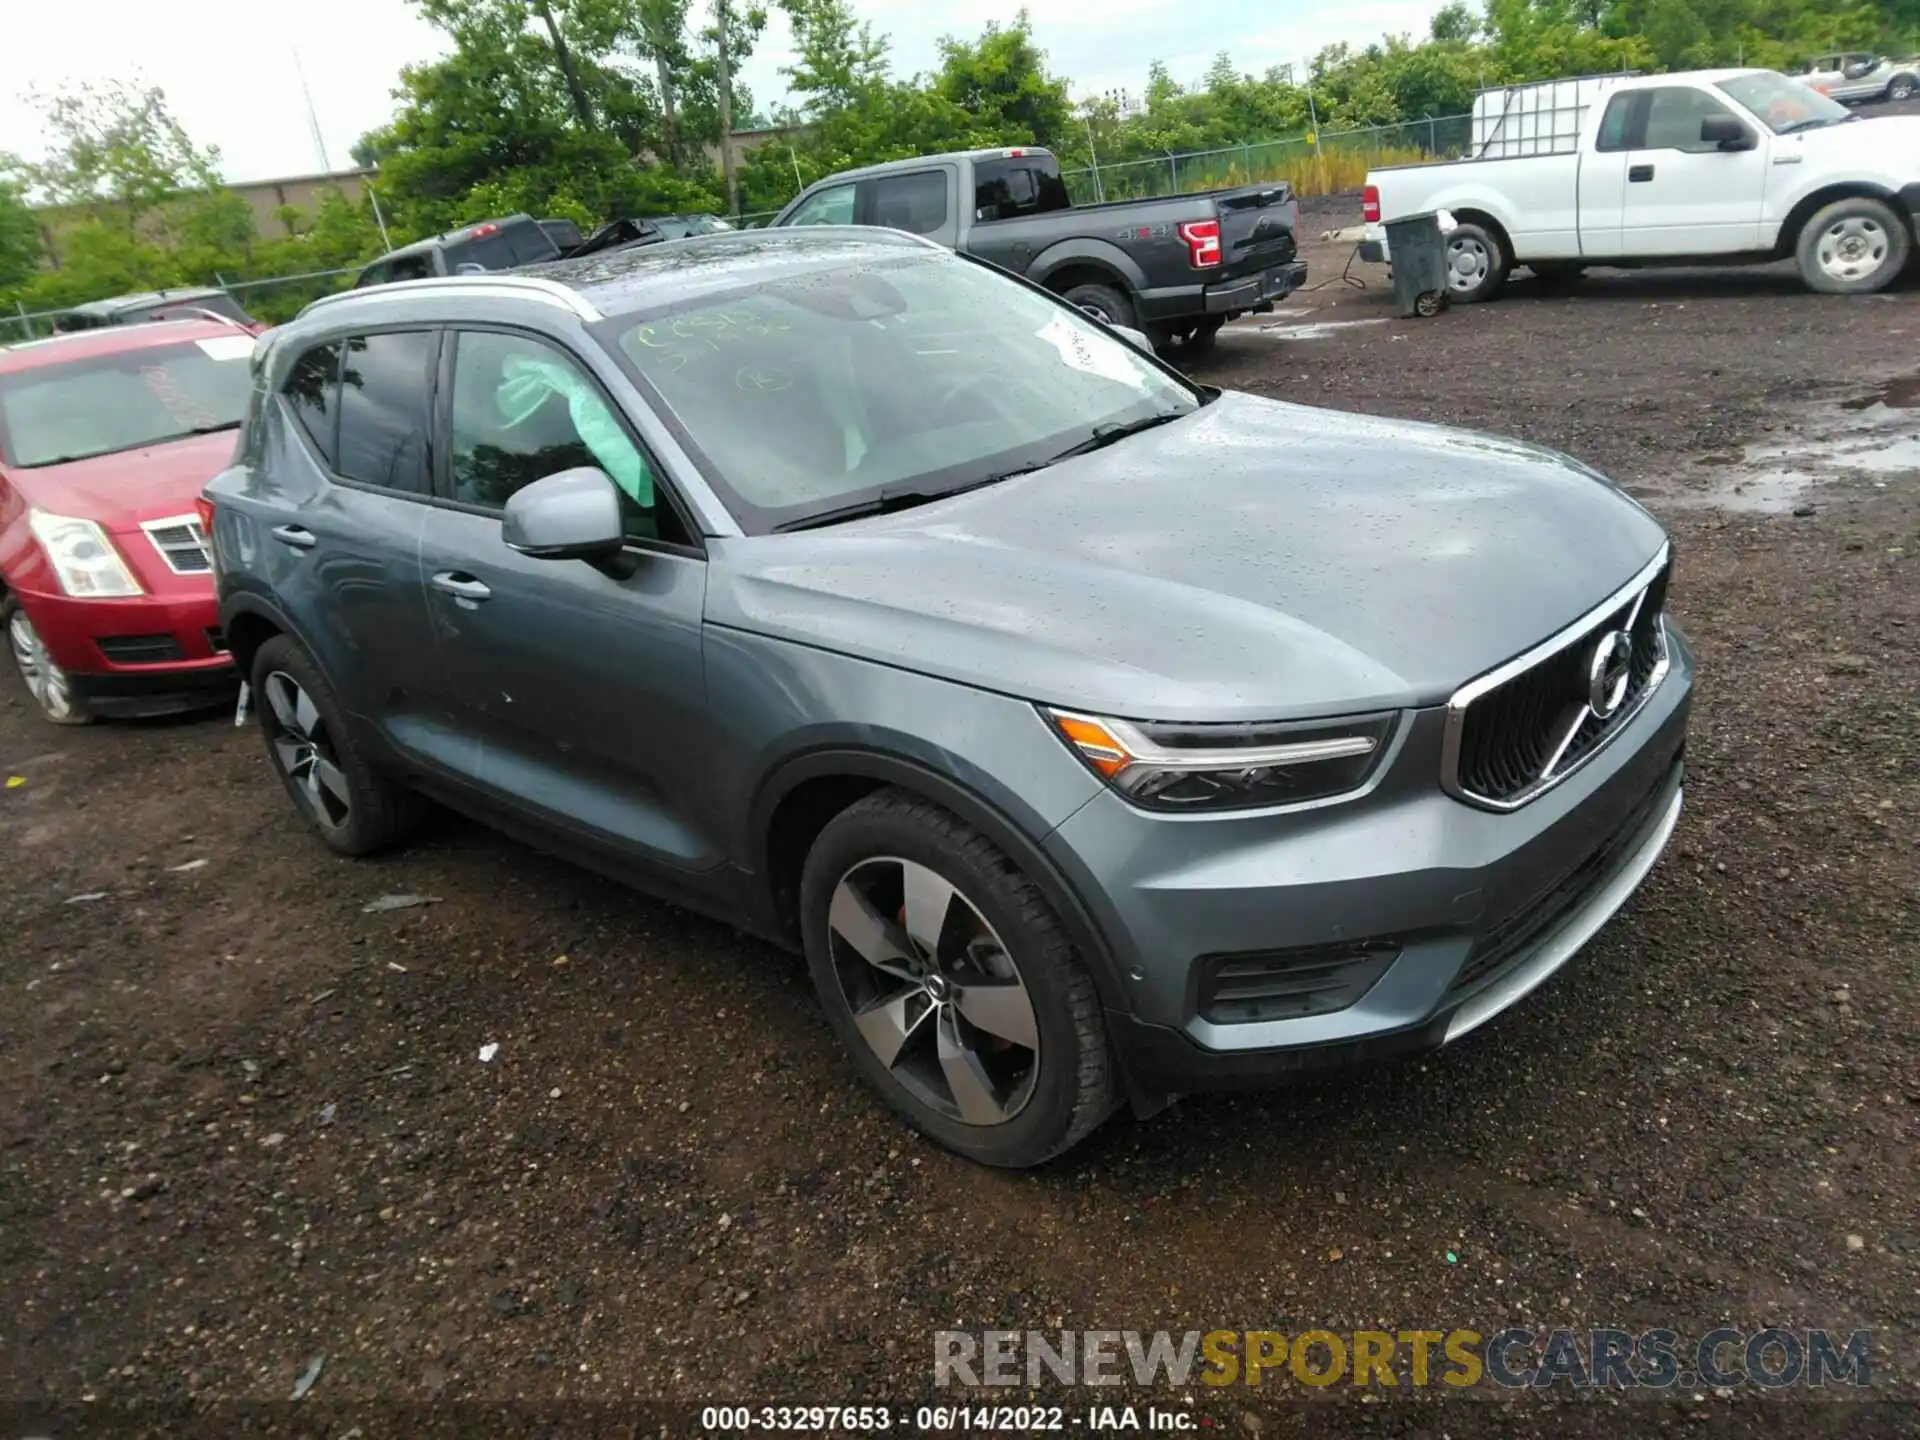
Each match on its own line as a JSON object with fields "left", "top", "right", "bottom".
{"left": 0, "top": 337, "right": 253, "bottom": 468}
{"left": 1718, "top": 71, "right": 1853, "bottom": 132}
{"left": 602, "top": 249, "right": 1197, "bottom": 531}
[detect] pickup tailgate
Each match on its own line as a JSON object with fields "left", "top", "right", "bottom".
{"left": 1215, "top": 184, "right": 1301, "bottom": 278}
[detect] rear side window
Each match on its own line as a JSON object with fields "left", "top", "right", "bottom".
{"left": 972, "top": 158, "right": 1069, "bottom": 220}
{"left": 283, "top": 341, "right": 342, "bottom": 466}
{"left": 868, "top": 171, "right": 949, "bottom": 235}
{"left": 507, "top": 222, "right": 562, "bottom": 263}
{"left": 387, "top": 251, "right": 437, "bottom": 282}
{"left": 1595, "top": 94, "right": 1638, "bottom": 152}
{"left": 335, "top": 330, "right": 435, "bottom": 494}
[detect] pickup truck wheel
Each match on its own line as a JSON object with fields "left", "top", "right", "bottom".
{"left": 1061, "top": 282, "right": 1136, "bottom": 330}
{"left": 1796, "top": 197, "right": 1910, "bottom": 295}
{"left": 1889, "top": 74, "right": 1916, "bottom": 102}
{"left": 1176, "top": 318, "right": 1225, "bottom": 353}
{"left": 1445, "top": 223, "right": 1508, "bottom": 303}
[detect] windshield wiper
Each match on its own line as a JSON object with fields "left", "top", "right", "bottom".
{"left": 1778, "top": 116, "right": 1849, "bottom": 134}
{"left": 773, "top": 481, "right": 990, "bottom": 532}
{"left": 1041, "top": 410, "right": 1189, "bottom": 463}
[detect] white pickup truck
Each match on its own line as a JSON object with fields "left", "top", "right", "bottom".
{"left": 1361, "top": 68, "right": 1920, "bottom": 300}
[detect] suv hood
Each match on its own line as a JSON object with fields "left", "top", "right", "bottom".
{"left": 706, "top": 392, "right": 1667, "bottom": 722}
{"left": 9, "top": 430, "right": 237, "bottom": 532}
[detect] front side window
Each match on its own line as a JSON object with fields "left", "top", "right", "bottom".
{"left": 869, "top": 171, "right": 949, "bottom": 235}
{"left": 604, "top": 246, "right": 1198, "bottom": 532}
{"left": 1717, "top": 71, "right": 1852, "bottom": 133}
{"left": 1641, "top": 87, "right": 1743, "bottom": 152}
{"left": 784, "top": 184, "right": 855, "bottom": 227}
{"left": 447, "top": 329, "right": 684, "bottom": 544}
{"left": 387, "top": 252, "right": 437, "bottom": 283}
{"left": 335, "top": 330, "right": 435, "bottom": 494}
{"left": 0, "top": 337, "right": 252, "bottom": 468}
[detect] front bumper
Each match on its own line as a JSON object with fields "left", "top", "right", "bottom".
{"left": 1043, "top": 629, "right": 1694, "bottom": 1105}
{"left": 17, "top": 587, "right": 236, "bottom": 717}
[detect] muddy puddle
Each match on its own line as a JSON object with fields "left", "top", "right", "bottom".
{"left": 1226, "top": 313, "right": 1389, "bottom": 342}
{"left": 1638, "top": 373, "right": 1920, "bottom": 514}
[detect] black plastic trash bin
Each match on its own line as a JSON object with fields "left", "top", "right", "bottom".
{"left": 1384, "top": 211, "right": 1448, "bottom": 318}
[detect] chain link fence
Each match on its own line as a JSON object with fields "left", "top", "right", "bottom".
{"left": 1063, "top": 114, "right": 1471, "bottom": 206}
{"left": 6, "top": 263, "right": 364, "bottom": 343}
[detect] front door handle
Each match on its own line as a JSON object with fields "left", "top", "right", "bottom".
{"left": 271, "top": 524, "right": 317, "bottom": 550}
{"left": 430, "top": 571, "right": 492, "bottom": 603}
{"left": 1628, "top": 164, "right": 1655, "bottom": 183}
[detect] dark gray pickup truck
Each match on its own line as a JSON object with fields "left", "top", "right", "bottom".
{"left": 770, "top": 146, "right": 1306, "bottom": 349}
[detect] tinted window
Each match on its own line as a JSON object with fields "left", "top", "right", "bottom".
{"left": 507, "top": 222, "right": 562, "bottom": 264}
{"left": 335, "top": 330, "right": 435, "bottom": 494}
{"left": 353, "top": 261, "right": 388, "bottom": 289}
{"left": 449, "top": 231, "right": 515, "bottom": 271}
{"left": 869, "top": 171, "right": 948, "bottom": 235}
{"left": 387, "top": 252, "right": 436, "bottom": 282}
{"left": 448, "top": 330, "right": 686, "bottom": 545}
{"left": 0, "top": 337, "right": 254, "bottom": 468}
{"left": 283, "top": 341, "right": 342, "bottom": 465}
{"left": 972, "top": 158, "right": 1069, "bottom": 219}
{"left": 785, "top": 183, "right": 855, "bottom": 226}
{"left": 1596, "top": 94, "right": 1637, "bottom": 152}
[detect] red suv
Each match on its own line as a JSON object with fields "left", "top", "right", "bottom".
{"left": 0, "top": 319, "right": 249, "bottom": 723}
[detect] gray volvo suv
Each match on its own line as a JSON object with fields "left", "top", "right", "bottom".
{"left": 204, "top": 228, "right": 1692, "bottom": 1166}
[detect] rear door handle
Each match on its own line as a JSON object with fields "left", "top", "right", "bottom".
{"left": 271, "top": 524, "right": 317, "bottom": 550}
{"left": 430, "top": 571, "right": 492, "bottom": 603}
{"left": 1628, "top": 164, "right": 1655, "bottom": 183}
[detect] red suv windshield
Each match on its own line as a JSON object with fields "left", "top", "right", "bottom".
{"left": 0, "top": 337, "right": 253, "bottom": 468}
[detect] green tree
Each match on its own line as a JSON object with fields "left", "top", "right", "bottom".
{"left": 0, "top": 177, "right": 42, "bottom": 292}
{"left": 25, "top": 81, "right": 222, "bottom": 230}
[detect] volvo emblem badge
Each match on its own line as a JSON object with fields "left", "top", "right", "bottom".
{"left": 1587, "top": 630, "right": 1634, "bottom": 719}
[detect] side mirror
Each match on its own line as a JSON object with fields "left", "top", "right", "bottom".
{"left": 1110, "top": 324, "right": 1156, "bottom": 355}
{"left": 1700, "top": 115, "right": 1754, "bottom": 151}
{"left": 502, "top": 467, "right": 626, "bottom": 562}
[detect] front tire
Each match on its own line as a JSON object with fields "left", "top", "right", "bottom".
{"left": 1445, "top": 222, "right": 1509, "bottom": 303}
{"left": 1796, "top": 197, "right": 1911, "bottom": 295}
{"left": 799, "top": 789, "right": 1115, "bottom": 1167}
{"left": 250, "top": 635, "right": 423, "bottom": 855}
{"left": 1888, "top": 74, "right": 1915, "bottom": 102}
{"left": 4, "top": 596, "right": 92, "bottom": 725}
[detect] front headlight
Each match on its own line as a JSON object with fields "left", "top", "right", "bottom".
{"left": 28, "top": 510, "right": 144, "bottom": 598}
{"left": 1044, "top": 708, "right": 1396, "bottom": 812}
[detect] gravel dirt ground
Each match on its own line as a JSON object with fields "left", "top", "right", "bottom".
{"left": 2, "top": 196, "right": 1917, "bottom": 1438}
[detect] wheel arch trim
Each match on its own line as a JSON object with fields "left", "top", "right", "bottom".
{"left": 748, "top": 746, "right": 1133, "bottom": 1019}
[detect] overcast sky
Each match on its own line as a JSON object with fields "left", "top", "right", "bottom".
{"left": 0, "top": 0, "right": 1444, "bottom": 185}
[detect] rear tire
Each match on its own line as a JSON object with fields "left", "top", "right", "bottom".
{"left": 250, "top": 635, "right": 424, "bottom": 856}
{"left": 799, "top": 789, "right": 1116, "bottom": 1167}
{"left": 1445, "top": 222, "right": 1508, "bottom": 303}
{"left": 1795, "top": 196, "right": 1910, "bottom": 295}
{"left": 1060, "top": 281, "right": 1137, "bottom": 330}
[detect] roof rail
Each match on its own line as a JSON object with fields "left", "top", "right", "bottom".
{"left": 299, "top": 274, "right": 601, "bottom": 322}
